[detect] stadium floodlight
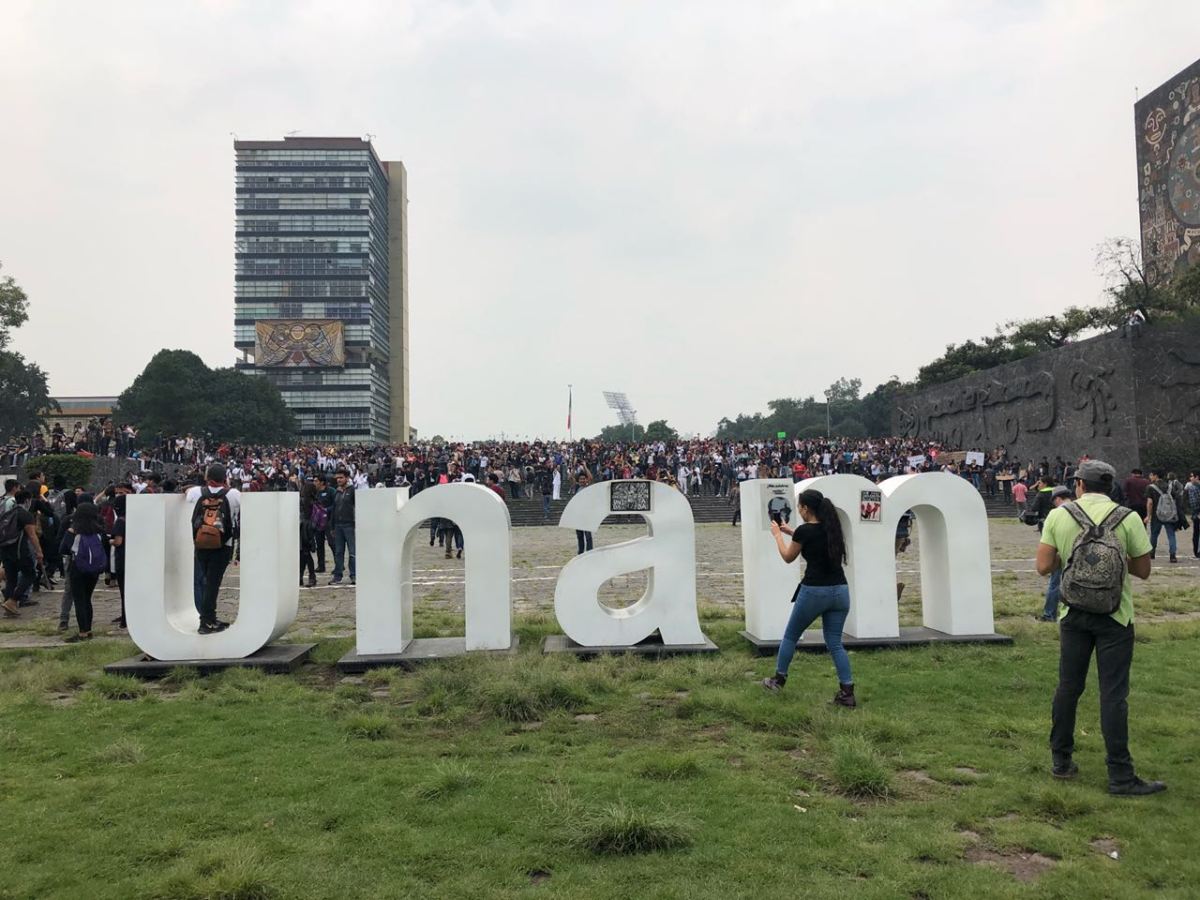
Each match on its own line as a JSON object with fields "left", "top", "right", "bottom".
{"left": 603, "top": 391, "right": 639, "bottom": 439}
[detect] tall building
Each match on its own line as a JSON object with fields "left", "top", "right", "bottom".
{"left": 233, "top": 136, "right": 409, "bottom": 444}
{"left": 1136, "top": 57, "right": 1200, "bottom": 285}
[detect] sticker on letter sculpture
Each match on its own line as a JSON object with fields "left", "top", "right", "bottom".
{"left": 553, "top": 480, "right": 707, "bottom": 647}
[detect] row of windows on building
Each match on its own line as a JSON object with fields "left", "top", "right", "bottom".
{"left": 238, "top": 218, "right": 375, "bottom": 233}
{"left": 235, "top": 282, "right": 369, "bottom": 298}
{"left": 239, "top": 197, "right": 372, "bottom": 211}
{"left": 237, "top": 259, "right": 368, "bottom": 276}
{"left": 236, "top": 240, "right": 368, "bottom": 254}
{"left": 235, "top": 302, "right": 368, "bottom": 319}
{"left": 237, "top": 176, "right": 373, "bottom": 189}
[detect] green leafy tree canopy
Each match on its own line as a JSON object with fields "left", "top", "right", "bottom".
{"left": 117, "top": 350, "right": 296, "bottom": 444}
{"left": 0, "top": 262, "right": 54, "bottom": 441}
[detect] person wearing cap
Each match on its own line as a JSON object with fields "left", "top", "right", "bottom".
{"left": 1038, "top": 485, "right": 1074, "bottom": 621}
{"left": 1036, "top": 459, "right": 1164, "bottom": 796}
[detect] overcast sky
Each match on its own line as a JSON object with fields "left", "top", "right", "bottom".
{"left": 2, "top": 1, "right": 1198, "bottom": 440}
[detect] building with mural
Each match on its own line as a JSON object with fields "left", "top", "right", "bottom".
{"left": 1136, "top": 57, "right": 1200, "bottom": 285}
{"left": 233, "top": 136, "right": 410, "bottom": 443}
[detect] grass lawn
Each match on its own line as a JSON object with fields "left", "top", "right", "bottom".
{"left": 1, "top": 611, "right": 1198, "bottom": 899}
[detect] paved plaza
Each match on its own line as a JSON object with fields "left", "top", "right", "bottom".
{"left": 5, "top": 519, "right": 1199, "bottom": 648}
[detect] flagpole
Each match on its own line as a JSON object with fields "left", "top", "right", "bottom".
{"left": 567, "top": 384, "right": 573, "bottom": 444}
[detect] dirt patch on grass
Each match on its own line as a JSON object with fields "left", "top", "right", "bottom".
{"left": 1090, "top": 837, "right": 1120, "bottom": 858}
{"left": 900, "top": 770, "right": 939, "bottom": 786}
{"left": 964, "top": 847, "right": 1056, "bottom": 882}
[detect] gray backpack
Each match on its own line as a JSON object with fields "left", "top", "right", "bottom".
{"left": 1059, "top": 502, "right": 1133, "bottom": 615}
{"left": 1151, "top": 483, "right": 1178, "bottom": 523}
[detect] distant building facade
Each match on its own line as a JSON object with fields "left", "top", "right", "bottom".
{"left": 44, "top": 396, "right": 118, "bottom": 434}
{"left": 1136, "top": 57, "right": 1200, "bottom": 285}
{"left": 233, "top": 136, "right": 410, "bottom": 444}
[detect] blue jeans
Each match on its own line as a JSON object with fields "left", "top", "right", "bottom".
{"left": 1149, "top": 519, "right": 1177, "bottom": 558}
{"left": 542, "top": 494, "right": 551, "bottom": 518}
{"left": 332, "top": 524, "right": 356, "bottom": 579}
{"left": 774, "top": 583, "right": 852, "bottom": 684}
{"left": 1043, "top": 568, "right": 1061, "bottom": 619}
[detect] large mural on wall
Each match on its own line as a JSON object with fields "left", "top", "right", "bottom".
{"left": 1136, "top": 57, "right": 1200, "bottom": 284}
{"left": 254, "top": 320, "right": 346, "bottom": 367}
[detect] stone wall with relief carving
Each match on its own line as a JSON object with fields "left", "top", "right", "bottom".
{"left": 1132, "top": 322, "right": 1200, "bottom": 450}
{"left": 893, "top": 331, "right": 1142, "bottom": 474}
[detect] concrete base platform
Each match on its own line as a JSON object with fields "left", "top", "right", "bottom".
{"left": 739, "top": 627, "right": 1013, "bottom": 656}
{"left": 542, "top": 633, "right": 719, "bottom": 659}
{"left": 336, "top": 636, "right": 520, "bottom": 673}
{"left": 104, "top": 643, "right": 316, "bottom": 679}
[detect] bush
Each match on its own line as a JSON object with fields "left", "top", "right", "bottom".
{"left": 570, "top": 802, "right": 691, "bottom": 855}
{"left": 637, "top": 753, "right": 703, "bottom": 781}
{"left": 23, "top": 454, "right": 92, "bottom": 489}
{"left": 833, "top": 417, "right": 868, "bottom": 439}
{"left": 88, "top": 674, "right": 148, "bottom": 701}
{"left": 831, "top": 734, "right": 892, "bottom": 798}
{"left": 343, "top": 713, "right": 392, "bottom": 741}
{"left": 1141, "top": 441, "right": 1200, "bottom": 477}
{"left": 413, "top": 762, "right": 476, "bottom": 801}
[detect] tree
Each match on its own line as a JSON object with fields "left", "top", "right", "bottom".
{"left": 832, "top": 417, "right": 867, "bottom": 439}
{"left": 0, "top": 350, "right": 54, "bottom": 442}
{"left": 596, "top": 423, "right": 645, "bottom": 443}
{"left": 1094, "top": 237, "right": 1178, "bottom": 325}
{"left": 824, "top": 377, "right": 862, "bottom": 404}
{"left": 643, "top": 419, "right": 678, "bottom": 442}
{"left": 1005, "top": 305, "right": 1104, "bottom": 350}
{"left": 117, "top": 350, "right": 296, "bottom": 443}
{"left": 0, "top": 262, "right": 54, "bottom": 441}
{"left": 859, "top": 377, "right": 907, "bottom": 437}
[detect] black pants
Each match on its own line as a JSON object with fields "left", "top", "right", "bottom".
{"left": 1193, "top": 516, "right": 1199, "bottom": 557}
{"left": 576, "top": 530, "right": 593, "bottom": 554}
{"left": 1, "top": 541, "right": 36, "bottom": 605}
{"left": 731, "top": 508, "right": 741, "bottom": 526}
{"left": 1051, "top": 608, "right": 1136, "bottom": 785}
{"left": 68, "top": 563, "right": 100, "bottom": 633}
{"left": 315, "top": 526, "right": 327, "bottom": 571}
{"left": 116, "top": 569, "right": 126, "bottom": 626}
{"left": 195, "top": 546, "right": 233, "bottom": 626}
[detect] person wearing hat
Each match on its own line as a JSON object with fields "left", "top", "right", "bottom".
{"left": 1038, "top": 485, "right": 1074, "bottom": 621}
{"left": 1036, "top": 459, "right": 1164, "bottom": 796}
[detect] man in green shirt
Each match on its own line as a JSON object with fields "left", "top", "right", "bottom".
{"left": 1036, "top": 459, "right": 1164, "bottom": 796}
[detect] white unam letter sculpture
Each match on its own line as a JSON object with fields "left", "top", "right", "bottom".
{"left": 126, "top": 493, "right": 299, "bottom": 660}
{"left": 554, "top": 480, "right": 705, "bottom": 647}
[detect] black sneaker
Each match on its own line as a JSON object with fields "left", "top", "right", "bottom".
{"left": 760, "top": 675, "right": 786, "bottom": 692}
{"left": 1109, "top": 777, "right": 1167, "bottom": 796}
{"left": 1051, "top": 761, "right": 1079, "bottom": 780}
{"left": 18, "top": 599, "right": 40, "bottom": 608}
{"left": 349, "top": 577, "right": 356, "bottom": 585}
{"left": 329, "top": 576, "right": 343, "bottom": 586}
{"left": 198, "top": 622, "right": 220, "bottom": 635}
{"left": 213, "top": 620, "right": 231, "bottom": 631}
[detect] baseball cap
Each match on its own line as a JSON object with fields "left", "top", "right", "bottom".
{"left": 1051, "top": 486, "right": 1072, "bottom": 500}
{"left": 1076, "top": 459, "right": 1116, "bottom": 484}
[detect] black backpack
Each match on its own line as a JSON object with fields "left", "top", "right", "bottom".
{"left": 0, "top": 505, "right": 22, "bottom": 547}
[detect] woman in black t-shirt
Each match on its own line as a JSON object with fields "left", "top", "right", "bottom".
{"left": 761, "top": 489, "right": 856, "bottom": 707}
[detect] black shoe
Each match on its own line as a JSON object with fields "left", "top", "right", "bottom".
{"left": 307, "top": 577, "right": 317, "bottom": 588}
{"left": 456, "top": 549, "right": 463, "bottom": 559}
{"left": 18, "top": 599, "right": 39, "bottom": 608}
{"left": 760, "top": 674, "right": 786, "bottom": 692}
{"left": 1051, "top": 761, "right": 1079, "bottom": 780}
{"left": 1109, "top": 777, "right": 1167, "bottom": 796}
{"left": 1039, "top": 614, "right": 1057, "bottom": 622}
{"left": 214, "top": 619, "right": 230, "bottom": 630}
{"left": 329, "top": 576, "right": 343, "bottom": 586}
{"left": 315, "top": 567, "right": 326, "bottom": 574}
{"left": 198, "top": 622, "right": 220, "bottom": 635}
{"left": 1170, "top": 556, "right": 1178, "bottom": 563}
{"left": 349, "top": 577, "right": 356, "bottom": 586}
{"left": 63, "top": 632, "right": 93, "bottom": 643}
{"left": 57, "top": 622, "right": 69, "bottom": 632}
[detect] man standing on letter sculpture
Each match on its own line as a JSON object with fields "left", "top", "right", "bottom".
{"left": 1037, "top": 459, "right": 1164, "bottom": 796}
{"left": 186, "top": 465, "right": 240, "bottom": 635}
